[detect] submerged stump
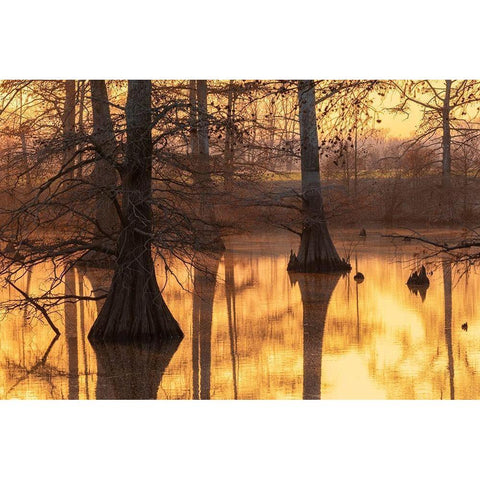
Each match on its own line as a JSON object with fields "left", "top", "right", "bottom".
{"left": 406, "top": 265, "right": 430, "bottom": 287}
{"left": 406, "top": 265, "right": 430, "bottom": 302}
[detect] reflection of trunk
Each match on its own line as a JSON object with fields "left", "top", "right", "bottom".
{"left": 193, "top": 80, "right": 224, "bottom": 252}
{"left": 443, "top": 261, "right": 454, "bottom": 400}
{"left": 90, "top": 80, "right": 119, "bottom": 239}
{"left": 93, "top": 340, "right": 181, "bottom": 399}
{"left": 225, "top": 248, "right": 238, "bottom": 399}
{"left": 192, "top": 254, "right": 220, "bottom": 399}
{"left": 77, "top": 269, "right": 90, "bottom": 398}
{"left": 22, "top": 269, "right": 32, "bottom": 327}
{"left": 64, "top": 268, "right": 79, "bottom": 400}
{"left": 291, "top": 272, "right": 341, "bottom": 400}
{"left": 89, "top": 81, "right": 183, "bottom": 342}
{"left": 288, "top": 81, "right": 350, "bottom": 273}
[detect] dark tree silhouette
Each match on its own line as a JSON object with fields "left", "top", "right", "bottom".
{"left": 90, "top": 80, "right": 119, "bottom": 240}
{"left": 190, "top": 80, "right": 225, "bottom": 252}
{"left": 63, "top": 80, "right": 76, "bottom": 176}
{"left": 88, "top": 80, "right": 183, "bottom": 342}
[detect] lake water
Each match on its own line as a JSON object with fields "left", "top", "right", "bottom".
{"left": 1, "top": 229, "right": 479, "bottom": 400}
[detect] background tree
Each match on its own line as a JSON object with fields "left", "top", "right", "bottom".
{"left": 89, "top": 80, "right": 120, "bottom": 243}
{"left": 189, "top": 80, "right": 225, "bottom": 251}
{"left": 391, "top": 80, "right": 480, "bottom": 219}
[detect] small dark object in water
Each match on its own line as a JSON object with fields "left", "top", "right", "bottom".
{"left": 462, "top": 322, "right": 468, "bottom": 331}
{"left": 403, "top": 237, "right": 411, "bottom": 242}
{"left": 354, "top": 272, "right": 364, "bottom": 283}
{"left": 406, "top": 265, "right": 429, "bottom": 287}
{"left": 359, "top": 228, "right": 366, "bottom": 237}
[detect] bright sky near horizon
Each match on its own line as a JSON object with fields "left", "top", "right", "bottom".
{"left": 371, "top": 91, "right": 424, "bottom": 139}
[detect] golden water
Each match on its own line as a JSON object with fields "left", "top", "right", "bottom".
{"left": 0, "top": 230, "right": 479, "bottom": 399}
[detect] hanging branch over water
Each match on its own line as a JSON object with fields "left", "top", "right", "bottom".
{"left": 6, "top": 278, "right": 60, "bottom": 335}
{"left": 382, "top": 231, "right": 480, "bottom": 264}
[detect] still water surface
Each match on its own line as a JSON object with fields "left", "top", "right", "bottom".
{"left": 1, "top": 229, "right": 479, "bottom": 399}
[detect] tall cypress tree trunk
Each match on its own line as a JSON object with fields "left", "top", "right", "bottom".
{"left": 61, "top": 80, "right": 76, "bottom": 229}
{"left": 76, "top": 80, "right": 86, "bottom": 180}
{"left": 63, "top": 80, "right": 76, "bottom": 177}
{"left": 189, "top": 80, "right": 199, "bottom": 157}
{"left": 442, "top": 80, "right": 452, "bottom": 187}
{"left": 441, "top": 80, "right": 454, "bottom": 221}
{"left": 288, "top": 80, "right": 351, "bottom": 273}
{"left": 18, "top": 90, "right": 32, "bottom": 190}
{"left": 89, "top": 80, "right": 183, "bottom": 342}
{"left": 90, "top": 80, "right": 120, "bottom": 238}
{"left": 194, "top": 80, "right": 224, "bottom": 251}
{"left": 224, "top": 80, "right": 235, "bottom": 191}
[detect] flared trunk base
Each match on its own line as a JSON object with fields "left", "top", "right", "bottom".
{"left": 88, "top": 265, "right": 184, "bottom": 343}
{"left": 287, "top": 224, "right": 351, "bottom": 273}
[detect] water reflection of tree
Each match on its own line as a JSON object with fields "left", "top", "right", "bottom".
{"left": 290, "top": 273, "right": 341, "bottom": 400}
{"left": 225, "top": 249, "right": 239, "bottom": 399}
{"left": 81, "top": 265, "right": 115, "bottom": 398}
{"left": 76, "top": 269, "right": 90, "bottom": 398}
{"left": 407, "top": 281, "right": 429, "bottom": 302}
{"left": 192, "top": 254, "right": 220, "bottom": 400}
{"left": 443, "top": 260, "right": 454, "bottom": 400}
{"left": 3, "top": 334, "right": 60, "bottom": 398}
{"left": 92, "top": 340, "right": 181, "bottom": 399}
{"left": 64, "top": 268, "right": 79, "bottom": 399}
